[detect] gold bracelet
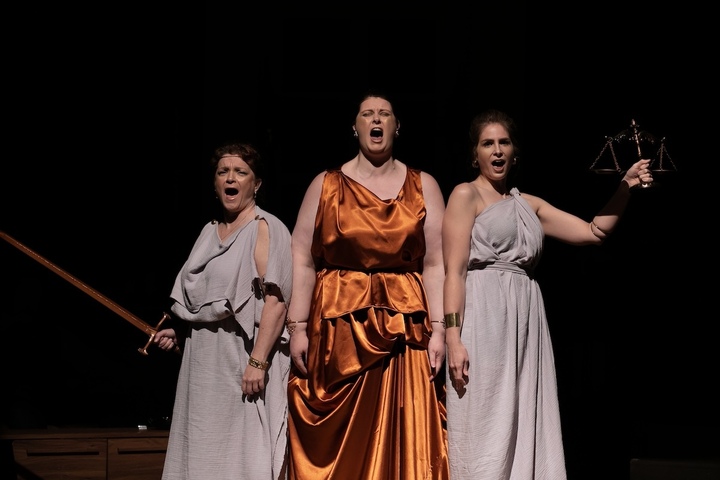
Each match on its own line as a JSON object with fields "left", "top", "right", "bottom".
{"left": 248, "top": 356, "right": 269, "bottom": 370}
{"left": 443, "top": 313, "right": 461, "bottom": 328}
{"left": 285, "top": 316, "right": 307, "bottom": 335}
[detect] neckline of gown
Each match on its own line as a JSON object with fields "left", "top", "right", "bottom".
{"left": 216, "top": 214, "right": 257, "bottom": 246}
{"left": 338, "top": 168, "right": 409, "bottom": 202}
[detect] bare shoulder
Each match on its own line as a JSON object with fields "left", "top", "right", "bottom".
{"left": 418, "top": 170, "right": 445, "bottom": 210}
{"left": 449, "top": 182, "right": 479, "bottom": 199}
{"left": 302, "top": 170, "right": 328, "bottom": 200}
{"left": 419, "top": 169, "right": 441, "bottom": 192}
{"left": 294, "top": 170, "right": 328, "bottom": 230}
{"left": 516, "top": 191, "right": 545, "bottom": 213}
{"left": 310, "top": 169, "right": 328, "bottom": 185}
{"left": 445, "top": 182, "right": 478, "bottom": 214}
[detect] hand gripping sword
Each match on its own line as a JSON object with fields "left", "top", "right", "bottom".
{"left": 1, "top": 230, "right": 178, "bottom": 355}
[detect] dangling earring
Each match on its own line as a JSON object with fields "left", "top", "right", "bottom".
{"left": 353, "top": 129, "right": 358, "bottom": 138}
{"left": 395, "top": 128, "right": 400, "bottom": 137}
{"left": 471, "top": 158, "right": 479, "bottom": 168}
{"left": 254, "top": 189, "right": 258, "bottom": 199}
{"left": 513, "top": 156, "right": 519, "bottom": 165}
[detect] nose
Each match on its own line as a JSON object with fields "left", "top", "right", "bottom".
{"left": 493, "top": 142, "right": 503, "bottom": 156}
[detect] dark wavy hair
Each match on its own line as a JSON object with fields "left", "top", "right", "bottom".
{"left": 354, "top": 88, "right": 401, "bottom": 123}
{"left": 209, "top": 142, "right": 265, "bottom": 205}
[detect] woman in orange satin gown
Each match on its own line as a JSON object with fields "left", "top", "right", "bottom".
{"left": 285, "top": 90, "right": 449, "bottom": 480}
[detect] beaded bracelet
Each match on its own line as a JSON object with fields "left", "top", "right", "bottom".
{"left": 248, "top": 356, "right": 269, "bottom": 370}
{"left": 285, "top": 316, "right": 307, "bottom": 335}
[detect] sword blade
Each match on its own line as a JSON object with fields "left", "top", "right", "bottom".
{"left": 1, "top": 230, "right": 171, "bottom": 355}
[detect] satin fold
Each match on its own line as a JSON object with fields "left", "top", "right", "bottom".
{"left": 288, "top": 168, "right": 448, "bottom": 480}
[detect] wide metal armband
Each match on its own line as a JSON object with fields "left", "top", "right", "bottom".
{"left": 443, "top": 313, "right": 461, "bottom": 328}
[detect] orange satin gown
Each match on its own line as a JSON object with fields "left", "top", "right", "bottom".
{"left": 287, "top": 168, "right": 448, "bottom": 480}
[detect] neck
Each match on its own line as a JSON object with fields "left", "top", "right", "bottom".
{"left": 478, "top": 176, "right": 509, "bottom": 196}
{"left": 356, "top": 153, "right": 395, "bottom": 175}
{"left": 224, "top": 203, "right": 255, "bottom": 225}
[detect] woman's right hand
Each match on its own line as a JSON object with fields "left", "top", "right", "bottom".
{"left": 446, "top": 339, "right": 469, "bottom": 393}
{"left": 153, "top": 328, "right": 179, "bottom": 352}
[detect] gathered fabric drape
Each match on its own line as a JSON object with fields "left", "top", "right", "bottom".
{"left": 287, "top": 168, "right": 448, "bottom": 480}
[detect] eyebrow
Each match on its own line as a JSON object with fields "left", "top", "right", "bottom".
{"left": 360, "top": 109, "right": 393, "bottom": 114}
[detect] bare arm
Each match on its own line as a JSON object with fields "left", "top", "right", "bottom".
{"left": 441, "top": 183, "right": 477, "bottom": 388}
{"left": 286, "top": 171, "right": 326, "bottom": 375}
{"left": 242, "top": 219, "right": 288, "bottom": 396}
{"left": 420, "top": 171, "right": 446, "bottom": 381}
{"left": 533, "top": 158, "right": 652, "bottom": 245}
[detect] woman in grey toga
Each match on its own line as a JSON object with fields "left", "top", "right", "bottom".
{"left": 154, "top": 142, "right": 292, "bottom": 480}
{"left": 441, "top": 109, "right": 653, "bottom": 479}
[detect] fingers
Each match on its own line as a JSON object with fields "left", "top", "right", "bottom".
{"left": 242, "top": 380, "right": 265, "bottom": 396}
{"left": 293, "top": 359, "right": 308, "bottom": 376}
{"left": 638, "top": 167, "right": 653, "bottom": 183}
{"left": 449, "top": 361, "right": 469, "bottom": 392}
{"left": 427, "top": 348, "right": 446, "bottom": 382}
{"left": 450, "top": 373, "right": 468, "bottom": 393}
{"left": 153, "top": 329, "right": 176, "bottom": 349}
{"left": 155, "top": 336, "right": 176, "bottom": 351}
{"left": 242, "top": 370, "right": 266, "bottom": 396}
{"left": 634, "top": 159, "right": 654, "bottom": 185}
{"left": 428, "top": 365, "right": 437, "bottom": 382}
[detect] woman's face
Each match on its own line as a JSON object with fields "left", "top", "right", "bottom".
{"left": 353, "top": 96, "right": 399, "bottom": 156}
{"left": 214, "top": 154, "right": 259, "bottom": 214}
{"left": 474, "top": 123, "right": 516, "bottom": 181}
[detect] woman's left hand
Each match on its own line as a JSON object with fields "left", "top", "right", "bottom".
{"left": 242, "top": 363, "right": 267, "bottom": 396}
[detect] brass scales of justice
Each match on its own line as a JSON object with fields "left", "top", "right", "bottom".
{"left": 589, "top": 118, "right": 677, "bottom": 188}
{"left": 1, "top": 230, "right": 179, "bottom": 355}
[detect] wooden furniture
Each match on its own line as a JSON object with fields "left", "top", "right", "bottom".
{"left": 630, "top": 458, "right": 720, "bottom": 480}
{"left": 0, "top": 427, "right": 168, "bottom": 480}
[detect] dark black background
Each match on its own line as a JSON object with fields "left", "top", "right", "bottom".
{"left": 1, "top": 4, "right": 716, "bottom": 479}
